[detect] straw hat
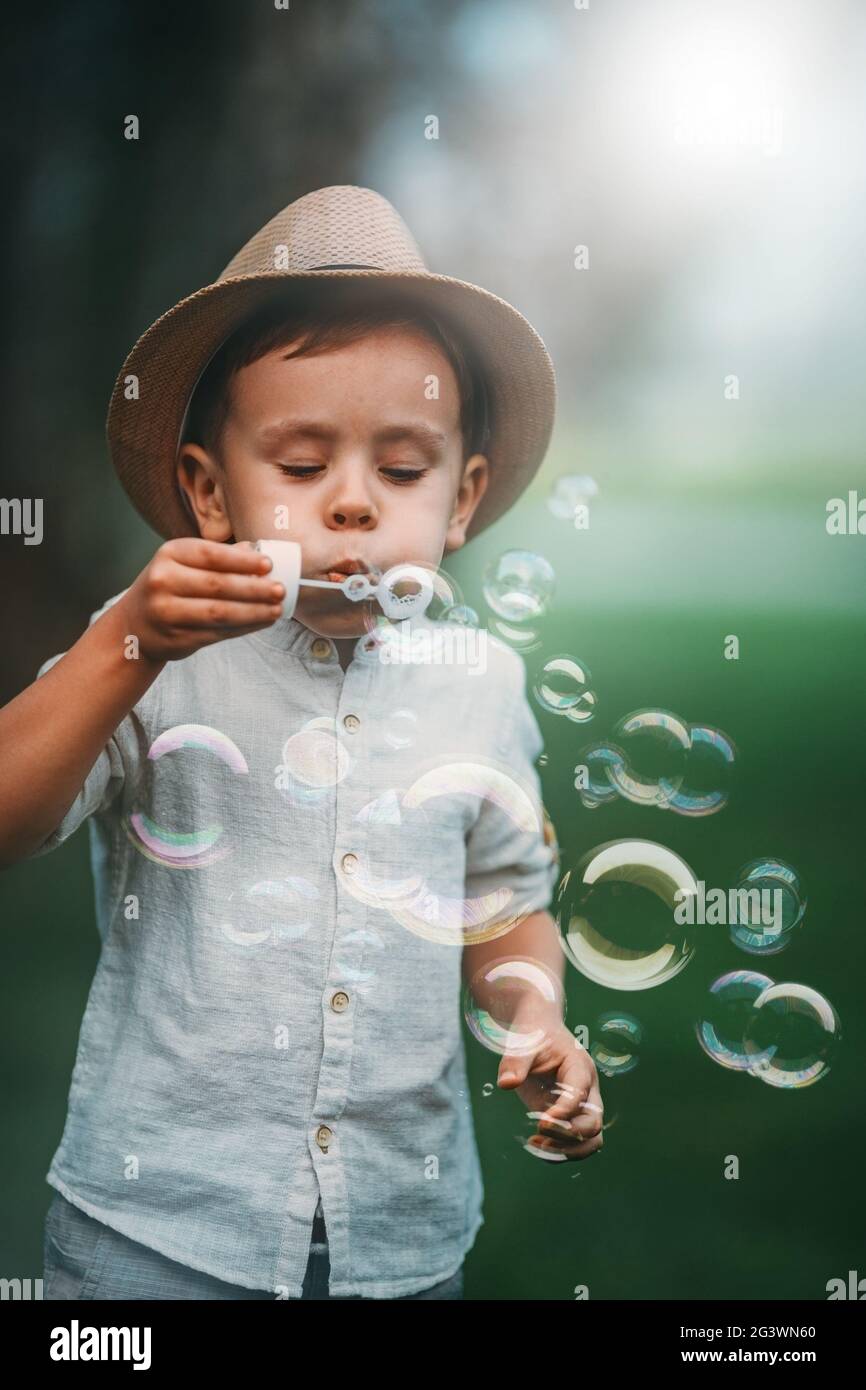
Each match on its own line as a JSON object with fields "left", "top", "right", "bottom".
{"left": 106, "top": 185, "right": 556, "bottom": 543}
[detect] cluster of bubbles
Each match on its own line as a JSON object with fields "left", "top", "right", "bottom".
{"left": 696, "top": 972, "right": 839, "bottom": 1088}
{"left": 546, "top": 474, "right": 598, "bottom": 526}
{"left": 728, "top": 858, "right": 807, "bottom": 955}
{"left": 576, "top": 709, "right": 737, "bottom": 816}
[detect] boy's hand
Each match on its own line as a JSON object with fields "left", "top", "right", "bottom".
{"left": 497, "top": 1017, "right": 604, "bottom": 1161}
{"left": 117, "top": 539, "right": 286, "bottom": 664}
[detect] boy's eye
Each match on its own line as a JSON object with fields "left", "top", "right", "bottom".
{"left": 381, "top": 468, "right": 428, "bottom": 484}
{"left": 277, "top": 464, "right": 428, "bottom": 484}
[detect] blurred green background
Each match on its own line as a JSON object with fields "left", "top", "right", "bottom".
{"left": 2, "top": 0, "right": 864, "bottom": 1299}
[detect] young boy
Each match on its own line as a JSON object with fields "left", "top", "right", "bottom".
{"left": 1, "top": 185, "right": 603, "bottom": 1300}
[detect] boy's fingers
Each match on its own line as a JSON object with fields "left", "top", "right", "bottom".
{"left": 528, "top": 1130, "right": 604, "bottom": 1160}
{"left": 159, "top": 559, "right": 285, "bottom": 604}
{"left": 165, "top": 537, "right": 275, "bottom": 575}
{"left": 539, "top": 1067, "right": 603, "bottom": 1142}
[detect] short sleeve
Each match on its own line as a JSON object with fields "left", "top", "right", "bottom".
{"left": 23, "top": 591, "right": 139, "bottom": 860}
{"left": 463, "top": 652, "right": 560, "bottom": 926}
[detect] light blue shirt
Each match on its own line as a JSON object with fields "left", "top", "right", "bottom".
{"left": 27, "top": 591, "right": 558, "bottom": 1297}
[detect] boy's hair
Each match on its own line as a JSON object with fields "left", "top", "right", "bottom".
{"left": 182, "top": 281, "right": 491, "bottom": 468}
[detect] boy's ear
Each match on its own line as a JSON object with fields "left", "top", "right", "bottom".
{"left": 445, "top": 453, "right": 489, "bottom": 553}
{"left": 176, "top": 443, "right": 233, "bottom": 541}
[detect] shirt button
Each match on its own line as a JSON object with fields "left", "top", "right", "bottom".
{"left": 343, "top": 713, "right": 360, "bottom": 733}
{"left": 311, "top": 638, "right": 333, "bottom": 660}
{"left": 331, "top": 990, "right": 350, "bottom": 1012}
{"left": 315, "top": 1125, "right": 333, "bottom": 1152}
{"left": 341, "top": 852, "right": 358, "bottom": 874}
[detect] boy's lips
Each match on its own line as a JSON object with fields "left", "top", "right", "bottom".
{"left": 319, "top": 559, "right": 371, "bottom": 582}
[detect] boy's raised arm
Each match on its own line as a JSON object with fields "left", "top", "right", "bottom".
{"left": 0, "top": 538, "right": 285, "bottom": 868}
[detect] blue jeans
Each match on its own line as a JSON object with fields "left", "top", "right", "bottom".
{"left": 42, "top": 1190, "right": 463, "bottom": 1300}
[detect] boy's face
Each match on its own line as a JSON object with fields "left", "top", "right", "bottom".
{"left": 177, "top": 325, "right": 489, "bottom": 643}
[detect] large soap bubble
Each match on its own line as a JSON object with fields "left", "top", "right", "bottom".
{"left": 554, "top": 839, "right": 699, "bottom": 989}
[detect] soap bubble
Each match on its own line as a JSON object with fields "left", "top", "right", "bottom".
{"left": 360, "top": 563, "right": 463, "bottom": 642}
{"left": 488, "top": 618, "right": 543, "bottom": 653}
{"left": 123, "top": 723, "right": 249, "bottom": 868}
{"left": 533, "top": 655, "right": 597, "bottom": 723}
{"left": 668, "top": 725, "right": 737, "bottom": 817}
{"left": 381, "top": 708, "right": 418, "bottom": 751}
{"left": 463, "top": 957, "right": 564, "bottom": 1056}
{"left": 743, "top": 982, "right": 840, "bottom": 1088}
{"left": 574, "top": 742, "right": 625, "bottom": 808}
{"left": 590, "top": 1011, "right": 643, "bottom": 1077}
{"left": 729, "top": 858, "right": 806, "bottom": 955}
{"left": 342, "top": 760, "right": 550, "bottom": 946}
{"left": 607, "top": 709, "right": 691, "bottom": 808}
{"left": 277, "top": 718, "right": 351, "bottom": 804}
{"left": 483, "top": 550, "right": 555, "bottom": 623}
{"left": 547, "top": 474, "right": 599, "bottom": 519}
{"left": 441, "top": 603, "right": 480, "bottom": 627}
{"left": 217, "top": 876, "right": 319, "bottom": 950}
{"left": 695, "top": 970, "right": 775, "bottom": 1072}
{"left": 554, "top": 839, "right": 699, "bottom": 989}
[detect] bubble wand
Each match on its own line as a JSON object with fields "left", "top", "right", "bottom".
{"left": 251, "top": 539, "right": 435, "bottom": 621}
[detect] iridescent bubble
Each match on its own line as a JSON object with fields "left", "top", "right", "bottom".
{"left": 277, "top": 718, "right": 351, "bottom": 804}
{"left": 123, "top": 724, "right": 249, "bottom": 868}
{"left": 574, "top": 742, "right": 625, "bottom": 808}
{"left": 743, "top": 983, "right": 840, "bottom": 1088}
{"left": 533, "top": 655, "right": 597, "bottom": 723}
{"left": 591, "top": 1011, "right": 643, "bottom": 1077}
{"left": 488, "top": 617, "right": 543, "bottom": 653}
{"left": 607, "top": 709, "right": 690, "bottom": 808}
{"left": 217, "top": 876, "right": 319, "bottom": 949}
{"left": 382, "top": 708, "right": 418, "bottom": 751}
{"left": 554, "top": 839, "right": 699, "bottom": 989}
{"left": 668, "top": 725, "right": 737, "bottom": 817}
{"left": 695, "top": 970, "right": 775, "bottom": 1072}
{"left": 547, "top": 474, "right": 599, "bottom": 520}
{"left": 441, "top": 603, "right": 480, "bottom": 627}
{"left": 482, "top": 550, "right": 555, "bottom": 623}
{"left": 729, "top": 859, "right": 806, "bottom": 955}
{"left": 463, "top": 958, "right": 564, "bottom": 1056}
{"left": 398, "top": 763, "right": 545, "bottom": 945}
{"left": 343, "top": 760, "right": 550, "bottom": 946}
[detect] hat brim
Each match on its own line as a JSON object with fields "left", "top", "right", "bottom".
{"left": 106, "top": 269, "right": 556, "bottom": 543}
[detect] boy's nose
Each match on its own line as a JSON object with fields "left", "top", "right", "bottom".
{"left": 325, "top": 461, "right": 378, "bottom": 529}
